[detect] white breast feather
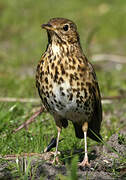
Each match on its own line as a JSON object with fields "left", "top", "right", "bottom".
{"left": 52, "top": 82, "right": 76, "bottom": 114}
{"left": 52, "top": 44, "right": 60, "bottom": 54}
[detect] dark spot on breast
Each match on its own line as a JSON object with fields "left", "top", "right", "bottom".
{"left": 76, "top": 99, "right": 80, "bottom": 104}
{"left": 62, "top": 68, "right": 65, "bottom": 75}
{"left": 58, "top": 101, "right": 62, "bottom": 105}
{"left": 69, "top": 93, "right": 73, "bottom": 101}
{"left": 60, "top": 87, "right": 63, "bottom": 91}
{"left": 78, "top": 58, "right": 82, "bottom": 63}
{"left": 81, "top": 67, "right": 86, "bottom": 71}
{"left": 73, "top": 88, "right": 77, "bottom": 92}
{"left": 45, "top": 77, "right": 48, "bottom": 84}
{"left": 54, "top": 99, "right": 57, "bottom": 103}
{"left": 62, "top": 92, "right": 65, "bottom": 96}
{"left": 72, "top": 58, "right": 76, "bottom": 64}
{"left": 45, "top": 71, "right": 48, "bottom": 75}
{"left": 41, "top": 71, "right": 44, "bottom": 76}
{"left": 57, "top": 58, "right": 62, "bottom": 65}
{"left": 46, "top": 92, "right": 49, "bottom": 98}
{"left": 40, "top": 72, "right": 43, "bottom": 79}
{"left": 49, "top": 84, "right": 53, "bottom": 88}
{"left": 66, "top": 72, "right": 68, "bottom": 77}
{"left": 49, "top": 90, "right": 52, "bottom": 94}
{"left": 59, "top": 77, "right": 64, "bottom": 83}
{"left": 80, "top": 96, "right": 83, "bottom": 101}
{"left": 49, "top": 59, "right": 52, "bottom": 63}
{"left": 69, "top": 65, "right": 72, "bottom": 70}
{"left": 51, "top": 72, "right": 53, "bottom": 78}
{"left": 60, "top": 64, "right": 65, "bottom": 75}
{"left": 68, "top": 57, "right": 72, "bottom": 62}
{"left": 76, "top": 91, "right": 80, "bottom": 98}
{"left": 58, "top": 101, "right": 64, "bottom": 107}
{"left": 79, "top": 73, "right": 83, "bottom": 77}
{"left": 84, "top": 101, "right": 89, "bottom": 107}
{"left": 72, "top": 65, "right": 75, "bottom": 70}
{"left": 41, "top": 60, "right": 44, "bottom": 64}
{"left": 70, "top": 74, "right": 74, "bottom": 79}
{"left": 51, "top": 63, "right": 55, "bottom": 69}
{"left": 51, "top": 101, "right": 54, "bottom": 104}
{"left": 48, "top": 54, "right": 51, "bottom": 59}
{"left": 65, "top": 60, "right": 68, "bottom": 65}
{"left": 47, "top": 66, "right": 50, "bottom": 73}
{"left": 77, "top": 64, "right": 81, "bottom": 71}
{"left": 54, "top": 66, "right": 59, "bottom": 82}
{"left": 66, "top": 49, "right": 69, "bottom": 56}
{"left": 84, "top": 88, "right": 88, "bottom": 98}
{"left": 56, "top": 104, "right": 60, "bottom": 107}
{"left": 81, "top": 82, "right": 84, "bottom": 86}
{"left": 69, "top": 78, "right": 73, "bottom": 86}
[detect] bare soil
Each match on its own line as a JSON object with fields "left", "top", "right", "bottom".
{"left": 0, "top": 131, "right": 126, "bottom": 180}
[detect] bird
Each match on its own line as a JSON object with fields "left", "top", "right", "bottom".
{"left": 36, "top": 18, "right": 102, "bottom": 167}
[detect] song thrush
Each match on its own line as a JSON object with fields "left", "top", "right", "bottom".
{"left": 36, "top": 18, "right": 102, "bottom": 167}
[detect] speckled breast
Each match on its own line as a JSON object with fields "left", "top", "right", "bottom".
{"left": 36, "top": 52, "right": 94, "bottom": 122}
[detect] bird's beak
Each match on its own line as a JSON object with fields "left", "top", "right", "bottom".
{"left": 41, "top": 23, "right": 55, "bottom": 31}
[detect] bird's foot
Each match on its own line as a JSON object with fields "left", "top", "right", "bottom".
{"left": 45, "top": 151, "right": 60, "bottom": 165}
{"left": 78, "top": 157, "right": 91, "bottom": 168}
{"left": 52, "top": 155, "right": 60, "bottom": 165}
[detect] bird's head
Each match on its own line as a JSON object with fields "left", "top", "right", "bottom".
{"left": 42, "top": 18, "right": 80, "bottom": 44}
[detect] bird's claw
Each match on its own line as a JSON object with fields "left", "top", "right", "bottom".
{"left": 78, "top": 158, "right": 91, "bottom": 168}
{"left": 45, "top": 151, "right": 60, "bottom": 165}
{"left": 52, "top": 156, "right": 60, "bottom": 165}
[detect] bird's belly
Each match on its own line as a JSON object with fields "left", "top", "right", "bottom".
{"left": 44, "top": 82, "right": 92, "bottom": 122}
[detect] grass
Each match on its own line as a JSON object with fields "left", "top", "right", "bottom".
{"left": 0, "top": 0, "right": 126, "bottom": 179}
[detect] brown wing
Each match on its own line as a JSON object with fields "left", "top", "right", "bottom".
{"left": 73, "top": 61, "right": 102, "bottom": 142}
{"left": 87, "top": 82, "right": 102, "bottom": 142}
{"left": 73, "top": 82, "right": 102, "bottom": 142}
{"left": 87, "top": 62, "right": 102, "bottom": 142}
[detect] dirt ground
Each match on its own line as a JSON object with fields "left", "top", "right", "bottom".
{"left": 0, "top": 131, "right": 126, "bottom": 180}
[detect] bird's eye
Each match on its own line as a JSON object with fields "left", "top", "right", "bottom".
{"left": 63, "top": 24, "right": 69, "bottom": 31}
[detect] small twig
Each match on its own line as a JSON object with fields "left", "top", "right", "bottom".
{"left": 13, "top": 107, "right": 46, "bottom": 133}
{"left": 102, "top": 95, "right": 126, "bottom": 100}
{"left": 92, "top": 54, "right": 126, "bottom": 64}
{"left": 102, "top": 95, "right": 126, "bottom": 104}
{"left": 0, "top": 97, "right": 40, "bottom": 103}
{"left": 0, "top": 152, "right": 54, "bottom": 161}
{"left": 0, "top": 96, "right": 125, "bottom": 104}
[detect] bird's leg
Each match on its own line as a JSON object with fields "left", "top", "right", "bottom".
{"left": 79, "top": 122, "right": 91, "bottom": 167}
{"left": 53, "top": 126, "right": 61, "bottom": 164}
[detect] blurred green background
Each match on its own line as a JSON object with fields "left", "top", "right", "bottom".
{"left": 0, "top": 0, "right": 126, "bottom": 98}
{"left": 0, "top": 0, "right": 126, "bottom": 162}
